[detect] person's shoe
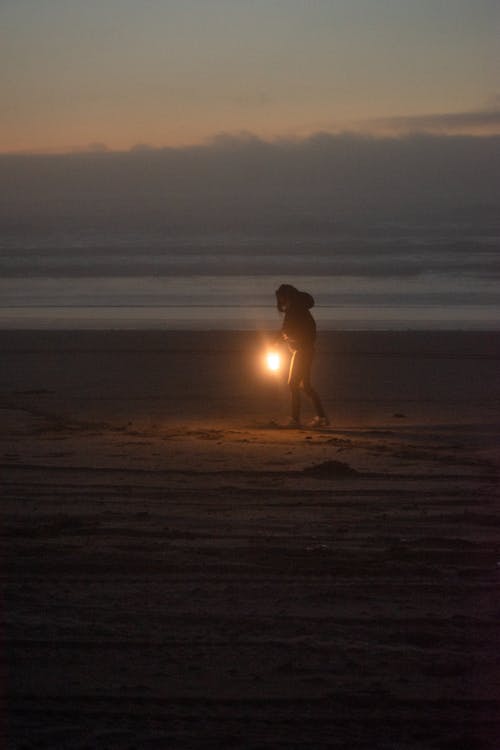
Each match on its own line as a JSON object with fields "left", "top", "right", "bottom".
{"left": 308, "top": 416, "right": 330, "bottom": 428}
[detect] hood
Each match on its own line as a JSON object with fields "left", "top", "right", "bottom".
{"left": 276, "top": 284, "right": 315, "bottom": 311}
{"left": 297, "top": 291, "right": 315, "bottom": 309}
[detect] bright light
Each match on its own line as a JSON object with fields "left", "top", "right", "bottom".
{"left": 266, "top": 351, "right": 281, "bottom": 371}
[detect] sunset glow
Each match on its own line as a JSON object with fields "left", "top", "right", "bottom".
{"left": 1, "top": 1, "right": 499, "bottom": 153}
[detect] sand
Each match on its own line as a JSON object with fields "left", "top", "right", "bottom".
{"left": 2, "top": 330, "right": 500, "bottom": 749}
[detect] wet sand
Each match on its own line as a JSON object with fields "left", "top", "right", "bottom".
{"left": 2, "top": 330, "right": 500, "bottom": 749}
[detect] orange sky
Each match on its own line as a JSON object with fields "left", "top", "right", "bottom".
{"left": 1, "top": 0, "right": 499, "bottom": 153}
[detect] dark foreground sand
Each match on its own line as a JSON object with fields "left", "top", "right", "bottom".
{"left": 2, "top": 330, "right": 500, "bottom": 749}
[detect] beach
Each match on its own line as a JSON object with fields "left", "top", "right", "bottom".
{"left": 2, "top": 330, "right": 500, "bottom": 749}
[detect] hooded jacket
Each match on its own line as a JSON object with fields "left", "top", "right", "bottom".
{"left": 277, "top": 285, "right": 316, "bottom": 351}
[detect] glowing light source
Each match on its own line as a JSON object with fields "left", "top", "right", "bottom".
{"left": 266, "top": 351, "right": 281, "bottom": 371}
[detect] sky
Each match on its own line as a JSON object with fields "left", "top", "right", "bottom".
{"left": 1, "top": 0, "right": 499, "bottom": 153}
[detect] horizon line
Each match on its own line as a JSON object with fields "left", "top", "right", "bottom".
{"left": 2, "top": 128, "right": 500, "bottom": 158}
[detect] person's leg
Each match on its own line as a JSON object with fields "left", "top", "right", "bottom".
{"left": 303, "top": 382, "right": 327, "bottom": 418}
{"left": 288, "top": 351, "right": 302, "bottom": 422}
{"left": 300, "top": 350, "right": 327, "bottom": 419}
{"left": 289, "top": 384, "right": 301, "bottom": 422}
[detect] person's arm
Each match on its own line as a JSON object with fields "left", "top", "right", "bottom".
{"left": 276, "top": 311, "right": 292, "bottom": 345}
{"left": 272, "top": 327, "right": 285, "bottom": 345}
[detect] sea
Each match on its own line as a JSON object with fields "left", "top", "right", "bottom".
{"left": 1, "top": 224, "right": 499, "bottom": 330}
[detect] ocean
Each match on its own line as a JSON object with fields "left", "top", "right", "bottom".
{"left": 1, "top": 224, "right": 499, "bottom": 330}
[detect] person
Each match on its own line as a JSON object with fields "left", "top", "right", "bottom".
{"left": 275, "top": 284, "right": 329, "bottom": 428}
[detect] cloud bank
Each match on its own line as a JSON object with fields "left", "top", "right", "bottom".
{"left": 366, "top": 106, "right": 500, "bottom": 136}
{"left": 1, "top": 132, "right": 498, "bottom": 234}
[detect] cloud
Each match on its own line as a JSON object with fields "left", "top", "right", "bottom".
{"left": 0, "top": 132, "right": 498, "bottom": 236}
{"left": 129, "top": 143, "right": 158, "bottom": 153}
{"left": 0, "top": 131, "right": 498, "bottom": 285}
{"left": 72, "top": 142, "right": 110, "bottom": 153}
{"left": 362, "top": 105, "right": 500, "bottom": 136}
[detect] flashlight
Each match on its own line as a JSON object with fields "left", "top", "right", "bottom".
{"left": 266, "top": 351, "right": 281, "bottom": 371}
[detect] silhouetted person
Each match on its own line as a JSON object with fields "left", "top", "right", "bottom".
{"left": 275, "top": 284, "right": 328, "bottom": 427}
